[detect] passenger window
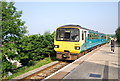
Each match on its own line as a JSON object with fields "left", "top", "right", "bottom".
{"left": 92, "top": 34, "right": 94, "bottom": 39}
{"left": 93, "top": 34, "right": 95, "bottom": 39}
{"left": 88, "top": 34, "right": 90, "bottom": 39}
{"left": 90, "top": 34, "right": 92, "bottom": 39}
{"left": 88, "top": 33, "right": 92, "bottom": 40}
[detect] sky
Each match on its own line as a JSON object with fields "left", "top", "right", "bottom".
{"left": 14, "top": 2, "right": 118, "bottom": 35}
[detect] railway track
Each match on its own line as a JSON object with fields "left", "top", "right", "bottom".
{"left": 16, "top": 44, "right": 105, "bottom": 81}
{"left": 20, "top": 61, "right": 69, "bottom": 80}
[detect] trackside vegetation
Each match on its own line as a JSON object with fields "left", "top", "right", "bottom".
{"left": 1, "top": 1, "right": 56, "bottom": 79}
{"left": 115, "top": 27, "right": 120, "bottom": 42}
{"left": 7, "top": 58, "right": 55, "bottom": 79}
{"left": 2, "top": 33, "right": 56, "bottom": 79}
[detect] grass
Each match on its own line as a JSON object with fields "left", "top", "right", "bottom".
{"left": 6, "top": 57, "right": 56, "bottom": 79}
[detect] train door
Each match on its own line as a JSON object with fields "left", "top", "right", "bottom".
{"left": 84, "top": 31, "right": 87, "bottom": 50}
{"left": 82, "top": 31, "right": 87, "bottom": 50}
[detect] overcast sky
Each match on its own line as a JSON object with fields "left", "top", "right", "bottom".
{"left": 14, "top": 2, "right": 118, "bottom": 35}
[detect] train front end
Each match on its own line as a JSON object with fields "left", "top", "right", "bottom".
{"left": 54, "top": 26, "right": 81, "bottom": 60}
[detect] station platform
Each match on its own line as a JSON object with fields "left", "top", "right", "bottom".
{"left": 44, "top": 43, "right": 120, "bottom": 81}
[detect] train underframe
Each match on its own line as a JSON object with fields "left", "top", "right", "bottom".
{"left": 56, "top": 43, "right": 106, "bottom": 60}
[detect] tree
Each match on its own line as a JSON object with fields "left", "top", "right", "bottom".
{"left": 1, "top": 1, "right": 27, "bottom": 77}
{"left": 2, "top": 1, "right": 27, "bottom": 42}
{"left": 106, "top": 34, "right": 111, "bottom": 43}
{"left": 115, "top": 27, "right": 120, "bottom": 42}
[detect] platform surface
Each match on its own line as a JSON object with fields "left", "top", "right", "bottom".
{"left": 62, "top": 44, "right": 120, "bottom": 80}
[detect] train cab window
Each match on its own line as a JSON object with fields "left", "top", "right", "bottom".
{"left": 71, "top": 34, "right": 79, "bottom": 41}
{"left": 56, "top": 28, "right": 79, "bottom": 42}
{"left": 64, "top": 32, "right": 70, "bottom": 40}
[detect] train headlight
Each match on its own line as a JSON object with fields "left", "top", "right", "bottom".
{"left": 75, "top": 46, "right": 80, "bottom": 50}
{"left": 54, "top": 45, "right": 59, "bottom": 48}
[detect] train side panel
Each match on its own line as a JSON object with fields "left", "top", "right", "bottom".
{"left": 80, "top": 31, "right": 107, "bottom": 52}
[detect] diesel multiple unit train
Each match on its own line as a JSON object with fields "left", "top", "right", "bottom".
{"left": 54, "top": 25, "right": 107, "bottom": 60}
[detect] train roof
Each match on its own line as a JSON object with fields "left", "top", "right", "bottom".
{"left": 59, "top": 24, "right": 105, "bottom": 35}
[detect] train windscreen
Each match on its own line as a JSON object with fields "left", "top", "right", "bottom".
{"left": 56, "top": 28, "right": 79, "bottom": 42}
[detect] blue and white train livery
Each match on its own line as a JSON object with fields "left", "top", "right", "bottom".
{"left": 54, "top": 25, "right": 107, "bottom": 60}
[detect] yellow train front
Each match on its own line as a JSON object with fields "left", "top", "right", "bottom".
{"left": 54, "top": 25, "right": 82, "bottom": 60}
{"left": 54, "top": 25, "right": 107, "bottom": 60}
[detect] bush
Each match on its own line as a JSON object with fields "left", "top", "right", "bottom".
{"left": 2, "top": 32, "right": 55, "bottom": 78}
{"left": 17, "top": 32, "right": 55, "bottom": 66}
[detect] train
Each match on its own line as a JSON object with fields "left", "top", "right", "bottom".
{"left": 54, "top": 25, "right": 107, "bottom": 60}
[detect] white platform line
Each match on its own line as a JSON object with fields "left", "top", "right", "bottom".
{"left": 42, "top": 46, "right": 103, "bottom": 81}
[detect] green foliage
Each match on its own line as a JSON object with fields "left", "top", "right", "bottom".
{"left": 115, "top": 27, "right": 120, "bottom": 42}
{"left": 1, "top": 1, "right": 27, "bottom": 42}
{"left": 1, "top": 1, "right": 27, "bottom": 77}
{"left": 106, "top": 34, "right": 111, "bottom": 43}
{"left": 7, "top": 58, "right": 54, "bottom": 79}
{"left": 1, "top": 43, "right": 19, "bottom": 77}
{"left": 17, "top": 32, "right": 55, "bottom": 66}
{"left": 1, "top": 1, "right": 55, "bottom": 78}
